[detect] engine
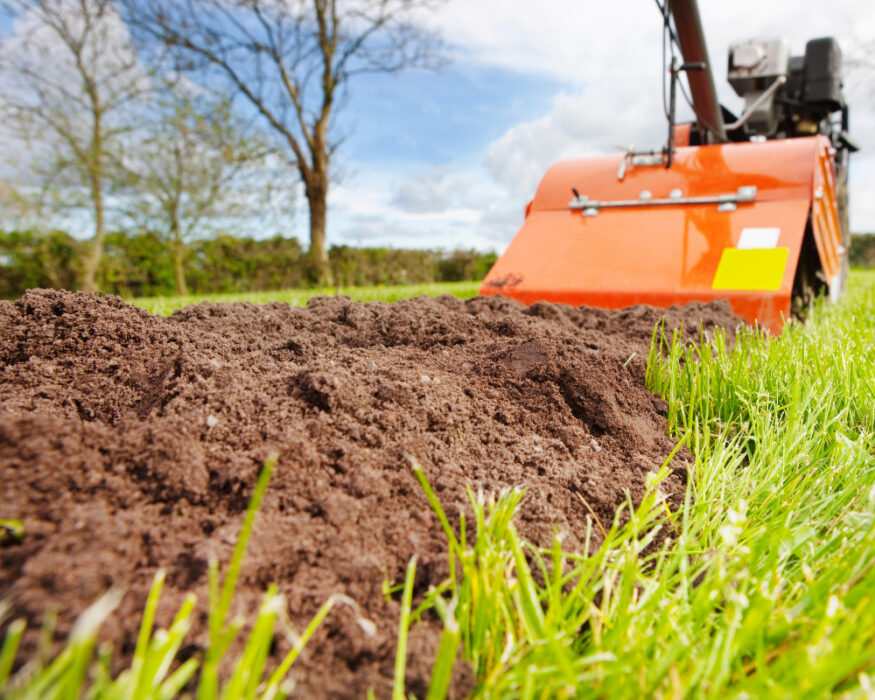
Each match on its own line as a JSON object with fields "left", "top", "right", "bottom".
{"left": 726, "top": 36, "right": 852, "bottom": 152}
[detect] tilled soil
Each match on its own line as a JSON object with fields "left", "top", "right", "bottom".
{"left": 0, "top": 289, "right": 740, "bottom": 697}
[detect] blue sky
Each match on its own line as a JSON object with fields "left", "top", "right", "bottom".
{"left": 346, "top": 66, "right": 563, "bottom": 167}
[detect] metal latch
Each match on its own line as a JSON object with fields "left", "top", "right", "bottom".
{"left": 569, "top": 186, "right": 757, "bottom": 217}
{"left": 616, "top": 149, "right": 666, "bottom": 181}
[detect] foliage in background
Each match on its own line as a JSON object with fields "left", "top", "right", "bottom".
{"left": 185, "top": 234, "right": 307, "bottom": 296}
{"left": 850, "top": 232, "right": 875, "bottom": 268}
{"left": 329, "top": 246, "right": 496, "bottom": 288}
{"left": 0, "top": 229, "right": 81, "bottom": 298}
{"left": 99, "top": 230, "right": 176, "bottom": 298}
{"left": 0, "top": 228, "right": 496, "bottom": 299}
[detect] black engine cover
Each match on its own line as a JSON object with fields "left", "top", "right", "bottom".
{"left": 803, "top": 38, "right": 844, "bottom": 112}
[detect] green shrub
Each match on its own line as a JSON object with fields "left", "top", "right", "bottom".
{"left": 0, "top": 228, "right": 497, "bottom": 299}
{"left": 0, "top": 229, "right": 80, "bottom": 298}
{"left": 850, "top": 233, "right": 875, "bottom": 268}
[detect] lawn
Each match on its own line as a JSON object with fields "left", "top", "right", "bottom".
{"left": 129, "top": 281, "right": 482, "bottom": 315}
{"left": 418, "top": 269, "right": 875, "bottom": 697}
{"left": 5, "top": 272, "right": 875, "bottom": 697}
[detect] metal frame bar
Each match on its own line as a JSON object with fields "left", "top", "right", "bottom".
{"left": 569, "top": 186, "right": 757, "bottom": 216}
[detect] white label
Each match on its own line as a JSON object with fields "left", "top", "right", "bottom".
{"left": 737, "top": 228, "right": 780, "bottom": 249}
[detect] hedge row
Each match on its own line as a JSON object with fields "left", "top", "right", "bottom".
{"left": 849, "top": 233, "right": 875, "bottom": 269}
{"left": 0, "top": 229, "right": 498, "bottom": 299}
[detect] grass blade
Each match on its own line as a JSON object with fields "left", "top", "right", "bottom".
{"left": 393, "top": 556, "right": 418, "bottom": 700}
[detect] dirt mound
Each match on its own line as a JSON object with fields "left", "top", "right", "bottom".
{"left": 0, "top": 290, "right": 740, "bottom": 696}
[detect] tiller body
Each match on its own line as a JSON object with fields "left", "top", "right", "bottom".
{"left": 480, "top": 0, "right": 855, "bottom": 333}
{"left": 480, "top": 135, "right": 843, "bottom": 333}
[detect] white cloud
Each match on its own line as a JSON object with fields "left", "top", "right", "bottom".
{"left": 850, "top": 160, "right": 875, "bottom": 233}
{"left": 430, "top": 0, "right": 875, "bottom": 92}
{"left": 390, "top": 165, "right": 488, "bottom": 214}
{"left": 483, "top": 87, "right": 666, "bottom": 204}
{"left": 428, "top": 1, "right": 660, "bottom": 87}
{"left": 328, "top": 168, "right": 514, "bottom": 250}
{"left": 352, "top": 0, "right": 875, "bottom": 248}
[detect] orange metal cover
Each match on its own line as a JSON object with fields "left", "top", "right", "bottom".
{"left": 480, "top": 136, "right": 842, "bottom": 333}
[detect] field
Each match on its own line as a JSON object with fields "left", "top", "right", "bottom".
{"left": 2, "top": 273, "right": 875, "bottom": 697}
{"left": 130, "top": 281, "right": 482, "bottom": 316}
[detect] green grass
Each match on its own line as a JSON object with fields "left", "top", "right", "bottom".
{"left": 408, "top": 270, "right": 875, "bottom": 697}
{"left": 129, "top": 281, "right": 482, "bottom": 315}
{"left": 8, "top": 271, "right": 875, "bottom": 697}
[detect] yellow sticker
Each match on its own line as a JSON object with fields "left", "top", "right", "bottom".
{"left": 712, "top": 247, "right": 789, "bottom": 291}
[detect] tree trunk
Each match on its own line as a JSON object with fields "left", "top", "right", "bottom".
{"left": 80, "top": 178, "right": 104, "bottom": 292}
{"left": 169, "top": 215, "right": 188, "bottom": 296}
{"left": 81, "top": 84, "right": 105, "bottom": 293}
{"left": 172, "top": 244, "right": 188, "bottom": 296}
{"left": 305, "top": 175, "right": 332, "bottom": 285}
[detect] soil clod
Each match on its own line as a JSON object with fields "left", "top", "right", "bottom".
{"left": 0, "top": 289, "right": 740, "bottom": 696}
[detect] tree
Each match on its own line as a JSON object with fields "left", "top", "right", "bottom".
{"left": 123, "top": 82, "right": 289, "bottom": 295}
{"left": 0, "top": 0, "right": 150, "bottom": 290}
{"left": 123, "top": 0, "right": 445, "bottom": 283}
{"left": 0, "top": 180, "right": 32, "bottom": 229}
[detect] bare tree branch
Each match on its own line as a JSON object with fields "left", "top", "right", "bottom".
{"left": 121, "top": 0, "right": 447, "bottom": 283}
{"left": 120, "top": 81, "right": 289, "bottom": 295}
{"left": 0, "top": 0, "right": 152, "bottom": 290}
